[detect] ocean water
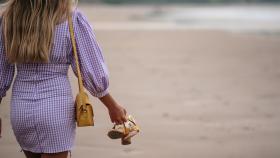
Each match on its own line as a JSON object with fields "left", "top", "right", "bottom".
{"left": 145, "top": 5, "right": 280, "bottom": 33}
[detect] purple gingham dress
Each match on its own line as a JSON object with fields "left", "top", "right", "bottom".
{"left": 0, "top": 9, "right": 109, "bottom": 154}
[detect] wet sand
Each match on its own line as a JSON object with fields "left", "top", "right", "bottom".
{"left": 1, "top": 4, "right": 280, "bottom": 158}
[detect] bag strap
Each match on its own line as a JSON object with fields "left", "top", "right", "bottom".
{"left": 68, "top": 13, "right": 85, "bottom": 93}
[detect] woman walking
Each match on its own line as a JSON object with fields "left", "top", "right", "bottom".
{"left": 0, "top": 0, "right": 128, "bottom": 158}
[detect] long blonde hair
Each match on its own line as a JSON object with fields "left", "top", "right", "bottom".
{"left": 1, "top": 0, "right": 76, "bottom": 64}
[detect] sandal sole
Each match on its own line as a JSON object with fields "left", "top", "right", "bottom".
{"left": 107, "top": 130, "right": 124, "bottom": 139}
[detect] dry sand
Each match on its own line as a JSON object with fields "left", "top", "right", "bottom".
{"left": 1, "top": 4, "right": 280, "bottom": 158}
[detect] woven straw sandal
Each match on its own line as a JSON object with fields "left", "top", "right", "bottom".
{"left": 107, "top": 115, "right": 140, "bottom": 142}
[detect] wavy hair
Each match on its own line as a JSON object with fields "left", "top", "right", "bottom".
{"left": 1, "top": 0, "right": 77, "bottom": 64}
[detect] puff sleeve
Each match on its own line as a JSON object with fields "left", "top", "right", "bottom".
{"left": 0, "top": 18, "right": 16, "bottom": 102}
{"left": 69, "top": 10, "right": 109, "bottom": 98}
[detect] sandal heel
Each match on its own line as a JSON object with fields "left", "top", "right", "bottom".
{"left": 121, "top": 137, "right": 131, "bottom": 145}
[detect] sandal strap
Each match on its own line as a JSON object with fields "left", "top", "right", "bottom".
{"left": 123, "top": 123, "right": 129, "bottom": 135}
{"left": 127, "top": 116, "right": 140, "bottom": 132}
{"left": 127, "top": 115, "right": 137, "bottom": 126}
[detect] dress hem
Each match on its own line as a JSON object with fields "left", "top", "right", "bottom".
{"left": 19, "top": 144, "right": 74, "bottom": 154}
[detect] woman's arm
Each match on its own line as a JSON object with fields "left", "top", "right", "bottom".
{"left": 99, "top": 93, "right": 127, "bottom": 125}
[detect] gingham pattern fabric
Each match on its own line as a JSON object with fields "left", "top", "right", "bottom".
{"left": 0, "top": 9, "right": 110, "bottom": 154}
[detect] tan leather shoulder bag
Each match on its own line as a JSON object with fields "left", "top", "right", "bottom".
{"left": 68, "top": 13, "right": 94, "bottom": 127}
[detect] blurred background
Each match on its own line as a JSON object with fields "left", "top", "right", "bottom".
{"left": 0, "top": 0, "right": 280, "bottom": 158}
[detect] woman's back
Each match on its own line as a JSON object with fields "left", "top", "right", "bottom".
{"left": 0, "top": 1, "right": 130, "bottom": 157}
{"left": 0, "top": 8, "right": 110, "bottom": 154}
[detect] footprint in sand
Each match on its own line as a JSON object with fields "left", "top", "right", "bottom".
{"left": 199, "top": 135, "right": 209, "bottom": 140}
{"left": 242, "top": 125, "right": 255, "bottom": 132}
{"left": 122, "top": 148, "right": 142, "bottom": 155}
{"left": 162, "top": 112, "right": 169, "bottom": 118}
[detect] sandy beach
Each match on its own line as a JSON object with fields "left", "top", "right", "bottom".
{"left": 0, "top": 4, "right": 280, "bottom": 158}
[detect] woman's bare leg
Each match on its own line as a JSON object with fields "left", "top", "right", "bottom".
{"left": 41, "top": 151, "right": 68, "bottom": 158}
{"left": 22, "top": 150, "right": 41, "bottom": 158}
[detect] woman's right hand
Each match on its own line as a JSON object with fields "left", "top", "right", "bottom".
{"left": 99, "top": 93, "right": 128, "bottom": 125}
{"left": 108, "top": 104, "right": 127, "bottom": 125}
